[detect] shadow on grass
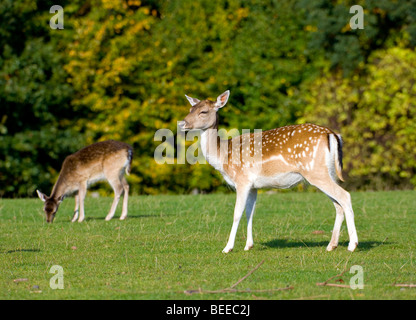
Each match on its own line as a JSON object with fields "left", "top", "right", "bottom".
{"left": 262, "top": 239, "right": 390, "bottom": 251}
{"left": 83, "top": 214, "right": 165, "bottom": 221}
{"left": 3, "top": 248, "right": 41, "bottom": 254}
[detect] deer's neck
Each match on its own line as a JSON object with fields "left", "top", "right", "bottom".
{"left": 50, "top": 174, "right": 70, "bottom": 200}
{"left": 200, "top": 126, "right": 228, "bottom": 173}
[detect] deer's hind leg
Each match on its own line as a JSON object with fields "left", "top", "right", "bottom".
{"left": 304, "top": 172, "right": 358, "bottom": 252}
{"left": 102, "top": 153, "right": 128, "bottom": 221}
{"left": 104, "top": 174, "right": 124, "bottom": 221}
{"left": 119, "top": 176, "right": 129, "bottom": 220}
{"left": 326, "top": 202, "right": 344, "bottom": 251}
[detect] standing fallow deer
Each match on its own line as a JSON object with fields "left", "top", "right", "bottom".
{"left": 178, "top": 90, "right": 358, "bottom": 253}
{"left": 37, "top": 140, "right": 133, "bottom": 223}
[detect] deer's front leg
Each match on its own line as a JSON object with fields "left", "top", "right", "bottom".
{"left": 77, "top": 183, "right": 87, "bottom": 222}
{"left": 244, "top": 189, "right": 257, "bottom": 251}
{"left": 223, "top": 187, "right": 251, "bottom": 253}
{"left": 71, "top": 193, "right": 79, "bottom": 223}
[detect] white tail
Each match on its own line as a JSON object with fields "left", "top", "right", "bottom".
{"left": 37, "top": 140, "right": 133, "bottom": 223}
{"left": 179, "top": 90, "right": 358, "bottom": 253}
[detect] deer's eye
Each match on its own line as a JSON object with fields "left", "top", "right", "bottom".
{"left": 199, "top": 111, "right": 208, "bottom": 115}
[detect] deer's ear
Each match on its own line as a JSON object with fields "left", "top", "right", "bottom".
{"left": 185, "top": 94, "right": 200, "bottom": 106}
{"left": 37, "top": 190, "right": 48, "bottom": 202}
{"left": 214, "top": 90, "right": 230, "bottom": 110}
{"left": 57, "top": 195, "right": 65, "bottom": 203}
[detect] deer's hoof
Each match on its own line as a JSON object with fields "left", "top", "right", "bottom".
{"left": 326, "top": 244, "right": 338, "bottom": 252}
{"left": 348, "top": 242, "right": 358, "bottom": 252}
{"left": 244, "top": 244, "right": 253, "bottom": 251}
{"left": 222, "top": 247, "right": 233, "bottom": 253}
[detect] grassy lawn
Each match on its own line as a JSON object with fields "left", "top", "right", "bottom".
{"left": 0, "top": 191, "right": 415, "bottom": 300}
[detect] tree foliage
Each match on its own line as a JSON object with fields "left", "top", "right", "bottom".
{"left": 300, "top": 46, "right": 416, "bottom": 190}
{"left": 1, "top": 0, "right": 416, "bottom": 197}
{"left": 0, "top": 0, "right": 85, "bottom": 196}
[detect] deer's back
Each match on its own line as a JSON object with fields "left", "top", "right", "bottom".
{"left": 60, "top": 140, "right": 132, "bottom": 180}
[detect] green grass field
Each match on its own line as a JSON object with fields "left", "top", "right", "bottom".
{"left": 1, "top": 191, "right": 415, "bottom": 300}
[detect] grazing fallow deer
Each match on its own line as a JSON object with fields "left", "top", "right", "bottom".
{"left": 178, "top": 90, "right": 358, "bottom": 253}
{"left": 37, "top": 140, "right": 133, "bottom": 223}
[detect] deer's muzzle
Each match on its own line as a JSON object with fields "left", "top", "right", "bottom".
{"left": 178, "top": 121, "right": 189, "bottom": 131}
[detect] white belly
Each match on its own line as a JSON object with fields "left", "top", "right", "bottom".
{"left": 253, "top": 172, "right": 303, "bottom": 189}
{"left": 87, "top": 173, "right": 106, "bottom": 187}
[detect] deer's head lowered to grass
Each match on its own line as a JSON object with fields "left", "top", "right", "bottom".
{"left": 36, "top": 191, "right": 64, "bottom": 223}
{"left": 37, "top": 140, "right": 133, "bottom": 223}
{"left": 179, "top": 90, "right": 358, "bottom": 253}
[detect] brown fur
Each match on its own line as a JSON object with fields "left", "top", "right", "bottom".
{"left": 37, "top": 140, "right": 133, "bottom": 223}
